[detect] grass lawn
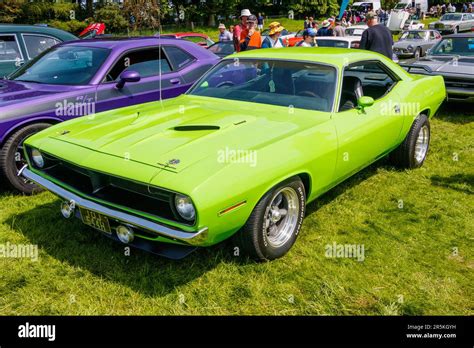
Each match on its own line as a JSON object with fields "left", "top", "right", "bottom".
{"left": 0, "top": 103, "right": 472, "bottom": 315}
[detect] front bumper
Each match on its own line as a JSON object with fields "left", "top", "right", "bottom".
{"left": 22, "top": 168, "right": 209, "bottom": 249}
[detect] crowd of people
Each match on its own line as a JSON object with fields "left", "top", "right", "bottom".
{"left": 428, "top": 2, "right": 473, "bottom": 16}
{"left": 215, "top": 7, "right": 397, "bottom": 59}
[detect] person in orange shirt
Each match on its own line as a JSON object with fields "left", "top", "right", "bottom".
{"left": 240, "top": 15, "right": 262, "bottom": 51}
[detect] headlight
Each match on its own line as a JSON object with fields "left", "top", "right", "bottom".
{"left": 31, "top": 149, "right": 44, "bottom": 168}
{"left": 175, "top": 194, "right": 196, "bottom": 221}
{"left": 407, "top": 45, "right": 414, "bottom": 51}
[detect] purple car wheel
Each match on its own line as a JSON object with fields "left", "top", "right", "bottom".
{"left": 0, "top": 123, "right": 51, "bottom": 194}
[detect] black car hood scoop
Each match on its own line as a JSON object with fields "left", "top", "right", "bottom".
{"left": 173, "top": 125, "right": 220, "bottom": 131}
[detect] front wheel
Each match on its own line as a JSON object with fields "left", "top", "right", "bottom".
{"left": 0, "top": 123, "right": 51, "bottom": 194}
{"left": 234, "top": 177, "right": 306, "bottom": 261}
{"left": 414, "top": 47, "right": 421, "bottom": 59}
{"left": 390, "top": 114, "right": 430, "bottom": 169}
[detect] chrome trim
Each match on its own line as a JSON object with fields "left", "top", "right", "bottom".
{"left": 22, "top": 168, "right": 208, "bottom": 246}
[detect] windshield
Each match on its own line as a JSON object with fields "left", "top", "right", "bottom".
{"left": 441, "top": 14, "right": 462, "bottom": 21}
{"left": 9, "top": 45, "right": 110, "bottom": 85}
{"left": 188, "top": 58, "right": 337, "bottom": 112}
{"left": 394, "top": 3, "right": 408, "bottom": 9}
{"left": 316, "top": 40, "right": 350, "bottom": 48}
{"left": 430, "top": 37, "right": 474, "bottom": 56}
{"left": 400, "top": 31, "right": 428, "bottom": 40}
{"left": 208, "top": 42, "right": 234, "bottom": 56}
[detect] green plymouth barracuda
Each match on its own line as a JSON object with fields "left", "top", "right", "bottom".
{"left": 20, "top": 48, "right": 446, "bottom": 261}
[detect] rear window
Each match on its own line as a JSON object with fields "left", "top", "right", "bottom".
{"left": 0, "top": 35, "right": 22, "bottom": 62}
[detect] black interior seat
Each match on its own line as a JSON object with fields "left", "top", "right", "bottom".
{"left": 339, "top": 76, "right": 363, "bottom": 112}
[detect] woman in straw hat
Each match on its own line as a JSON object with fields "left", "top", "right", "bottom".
{"left": 261, "top": 22, "right": 287, "bottom": 48}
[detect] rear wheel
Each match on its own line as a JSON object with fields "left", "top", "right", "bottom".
{"left": 390, "top": 114, "right": 430, "bottom": 169}
{"left": 0, "top": 123, "right": 51, "bottom": 194}
{"left": 234, "top": 177, "right": 306, "bottom": 261}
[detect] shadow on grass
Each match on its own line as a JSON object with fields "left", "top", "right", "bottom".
{"left": 436, "top": 102, "right": 473, "bottom": 124}
{"left": 430, "top": 173, "right": 474, "bottom": 194}
{"left": 5, "top": 201, "right": 253, "bottom": 297}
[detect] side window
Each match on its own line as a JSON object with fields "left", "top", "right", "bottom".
{"left": 339, "top": 61, "right": 397, "bottom": 112}
{"left": 0, "top": 35, "right": 22, "bottom": 62}
{"left": 164, "top": 46, "right": 195, "bottom": 70}
{"left": 105, "top": 48, "right": 171, "bottom": 82}
{"left": 23, "top": 35, "right": 60, "bottom": 59}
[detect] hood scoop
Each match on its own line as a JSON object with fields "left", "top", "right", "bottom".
{"left": 173, "top": 125, "right": 220, "bottom": 131}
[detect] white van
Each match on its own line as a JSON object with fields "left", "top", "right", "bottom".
{"left": 387, "top": 0, "right": 429, "bottom": 31}
{"left": 352, "top": 1, "right": 382, "bottom": 12}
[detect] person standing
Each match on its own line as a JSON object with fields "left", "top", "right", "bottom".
{"left": 234, "top": 9, "right": 251, "bottom": 52}
{"left": 359, "top": 12, "right": 393, "bottom": 59}
{"left": 262, "top": 22, "right": 286, "bottom": 48}
{"left": 304, "top": 16, "right": 310, "bottom": 29}
{"left": 218, "top": 24, "right": 232, "bottom": 41}
{"left": 257, "top": 13, "right": 265, "bottom": 30}
{"left": 296, "top": 28, "right": 317, "bottom": 47}
{"left": 333, "top": 19, "right": 345, "bottom": 36}
{"left": 240, "top": 15, "right": 262, "bottom": 51}
{"left": 316, "top": 20, "right": 333, "bottom": 36}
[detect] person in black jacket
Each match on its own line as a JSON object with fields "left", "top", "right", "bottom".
{"left": 359, "top": 12, "right": 393, "bottom": 59}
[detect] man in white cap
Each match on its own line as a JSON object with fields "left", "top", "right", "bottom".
{"left": 218, "top": 23, "right": 232, "bottom": 42}
{"left": 233, "top": 9, "right": 251, "bottom": 52}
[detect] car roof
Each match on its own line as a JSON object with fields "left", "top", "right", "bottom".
{"left": 161, "top": 32, "right": 209, "bottom": 38}
{"left": 0, "top": 24, "right": 77, "bottom": 40}
{"left": 444, "top": 33, "right": 474, "bottom": 38}
{"left": 228, "top": 47, "right": 387, "bottom": 66}
{"left": 315, "top": 36, "right": 360, "bottom": 41}
{"left": 59, "top": 36, "right": 193, "bottom": 49}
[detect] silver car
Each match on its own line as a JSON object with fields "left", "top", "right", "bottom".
{"left": 393, "top": 30, "right": 442, "bottom": 59}
{"left": 428, "top": 13, "right": 474, "bottom": 34}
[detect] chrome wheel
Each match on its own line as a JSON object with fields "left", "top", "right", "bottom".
{"left": 264, "top": 187, "right": 300, "bottom": 248}
{"left": 414, "top": 125, "right": 429, "bottom": 164}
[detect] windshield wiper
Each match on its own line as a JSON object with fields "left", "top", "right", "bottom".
{"left": 12, "top": 79, "right": 44, "bottom": 84}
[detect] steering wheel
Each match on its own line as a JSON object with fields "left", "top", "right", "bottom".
{"left": 216, "top": 81, "right": 235, "bottom": 88}
{"left": 297, "top": 91, "right": 320, "bottom": 98}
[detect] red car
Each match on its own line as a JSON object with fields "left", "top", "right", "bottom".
{"left": 158, "top": 32, "right": 214, "bottom": 47}
{"left": 287, "top": 29, "right": 304, "bottom": 47}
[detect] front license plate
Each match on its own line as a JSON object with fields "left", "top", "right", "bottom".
{"left": 80, "top": 207, "right": 112, "bottom": 234}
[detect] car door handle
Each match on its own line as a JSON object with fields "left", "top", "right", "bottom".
{"left": 170, "top": 78, "right": 181, "bottom": 85}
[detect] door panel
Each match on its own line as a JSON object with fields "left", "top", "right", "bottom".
{"left": 333, "top": 93, "right": 404, "bottom": 181}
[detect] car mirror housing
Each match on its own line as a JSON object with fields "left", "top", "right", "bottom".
{"left": 116, "top": 70, "right": 141, "bottom": 89}
{"left": 357, "top": 96, "right": 374, "bottom": 112}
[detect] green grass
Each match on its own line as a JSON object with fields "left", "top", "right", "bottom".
{"left": 0, "top": 103, "right": 473, "bottom": 315}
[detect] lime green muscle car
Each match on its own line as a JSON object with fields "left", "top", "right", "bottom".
{"left": 21, "top": 48, "right": 446, "bottom": 261}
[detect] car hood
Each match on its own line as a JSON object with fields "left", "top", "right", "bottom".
{"left": 39, "top": 95, "right": 327, "bottom": 174}
{"left": 0, "top": 79, "right": 66, "bottom": 107}
{"left": 415, "top": 56, "right": 474, "bottom": 74}
{"left": 394, "top": 39, "right": 425, "bottom": 47}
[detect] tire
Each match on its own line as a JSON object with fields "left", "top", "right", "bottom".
{"left": 390, "top": 114, "right": 430, "bottom": 169}
{"left": 234, "top": 176, "right": 306, "bottom": 261}
{"left": 414, "top": 47, "right": 421, "bottom": 59}
{"left": 0, "top": 123, "right": 51, "bottom": 194}
{"left": 453, "top": 27, "right": 458, "bottom": 34}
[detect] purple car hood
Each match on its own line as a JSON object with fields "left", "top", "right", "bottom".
{"left": 0, "top": 79, "right": 67, "bottom": 107}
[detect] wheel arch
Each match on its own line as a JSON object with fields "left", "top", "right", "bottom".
{"left": 1, "top": 116, "right": 61, "bottom": 147}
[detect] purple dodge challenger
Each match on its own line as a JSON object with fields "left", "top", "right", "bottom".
{"left": 0, "top": 37, "right": 219, "bottom": 193}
